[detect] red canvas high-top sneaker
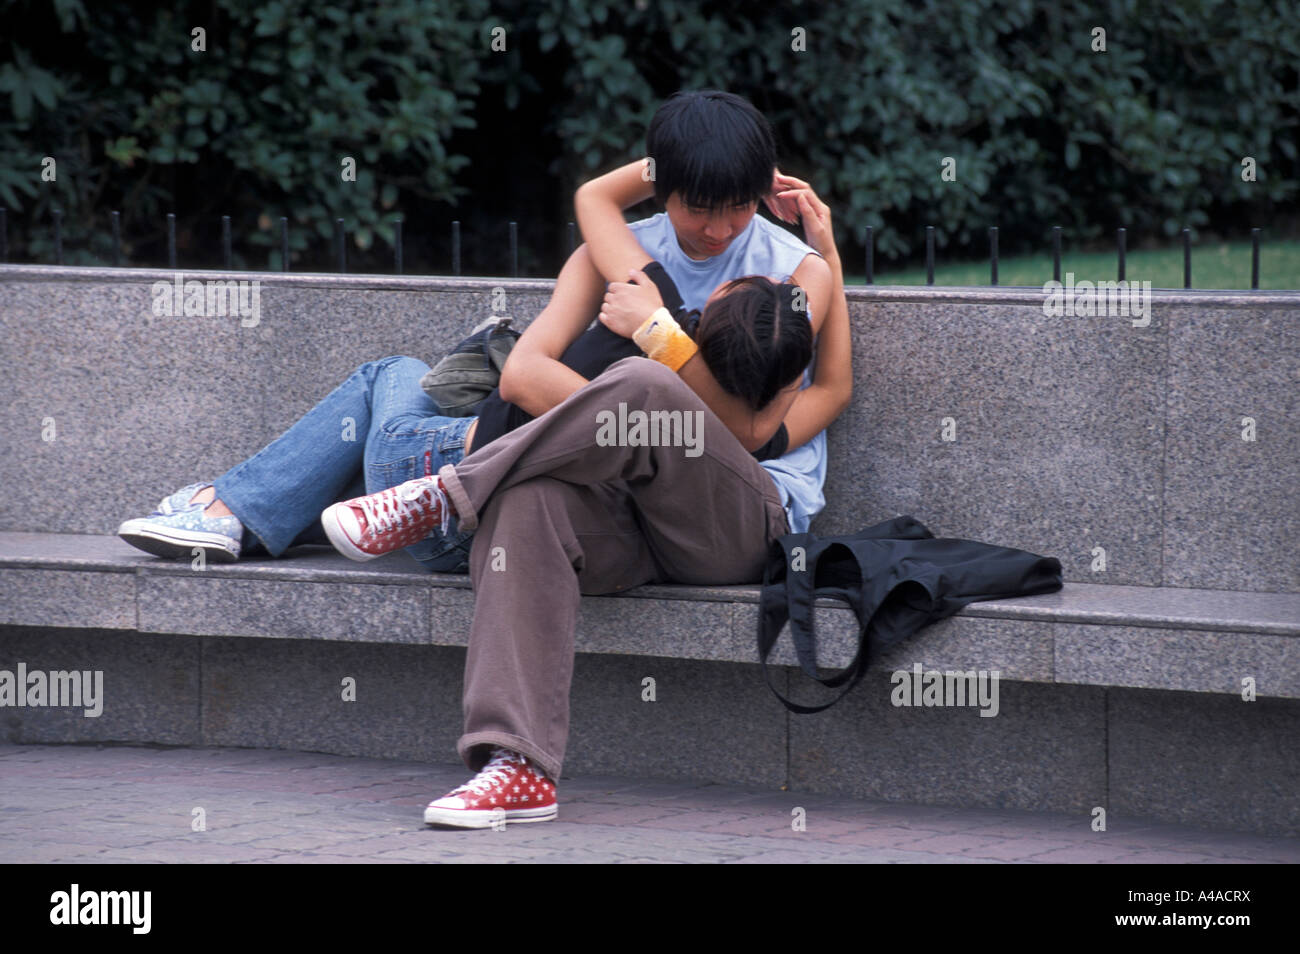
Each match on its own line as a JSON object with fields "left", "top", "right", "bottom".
{"left": 424, "top": 748, "right": 558, "bottom": 829}
{"left": 321, "top": 475, "right": 453, "bottom": 561}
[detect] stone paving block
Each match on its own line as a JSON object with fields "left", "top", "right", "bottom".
{"left": 1022, "top": 843, "right": 1144, "bottom": 864}
{"left": 1110, "top": 849, "right": 1224, "bottom": 864}
{"left": 103, "top": 842, "right": 285, "bottom": 863}
{"left": 1164, "top": 307, "right": 1300, "bottom": 592}
{"left": 0, "top": 627, "right": 200, "bottom": 744}
{"left": 1108, "top": 688, "right": 1300, "bottom": 836}
{"left": 817, "top": 299, "right": 1166, "bottom": 587}
{"left": 0, "top": 568, "right": 135, "bottom": 630}
{"left": 894, "top": 831, "right": 1016, "bottom": 856}
{"left": 788, "top": 673, "right": 1106, "bottom": 815}
{"left": 576, "top": 595, "right": 737, "bottom": 662}
{"left": 139, "top": 575, "right": 430, "bottom": 643}
{"left": 200, "top": 636, "right": 466, "bottom": 762}
{"left": 564, "top": 803, "right": 686, "bottom": 827}
{"left": 964, "top": 837, "right": 1077, "bottom": 862}
{"left": 1055, "top": 623, "right": 1300, "bottom": 698}
{"left": 0, "top": 279, "right": 267, "bottom": 536}
{"left": 825, "top": 826, "right": 950, "bottom": 850}
{"left": 427, "top": 587, "right": 475, "bottom": 646}
{"left": 872, "top": 615, "right": 1056, "bottom": 683}
{"left": 564, "top": 653, "right": 786, "bottom": 788}
{"left": 259, "top": 286, "right": 549, "bottom": 439}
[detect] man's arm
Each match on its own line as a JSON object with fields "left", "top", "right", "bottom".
{"left": 676, "top": 251, "right": 831, "bottom": 450}
{"left": 773, "top": 184, "right": 852, "bottom": 449}
{"left": 496, "top": 243, "right": 605, "bottom": 416}
{"left": 573, "top": 159, "right": 655, "bottom": 283}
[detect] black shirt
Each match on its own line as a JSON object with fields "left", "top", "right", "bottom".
{"left": 470, "top": 261, "right": 788, "bottom": 460}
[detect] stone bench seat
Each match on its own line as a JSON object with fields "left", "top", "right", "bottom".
{"left": 4, "top": 531, "right": 1296, "bottom": 699}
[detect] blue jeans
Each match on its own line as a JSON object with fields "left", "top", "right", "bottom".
{"left": 212, "top": 355, "right": 475, "bottom": 573}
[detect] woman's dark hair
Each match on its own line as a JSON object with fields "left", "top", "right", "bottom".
{"left": 646, "top": 90, "right": 777, "bottom": 211}
{"left": 693, "top": 277, "right": 813, "bottom": 412}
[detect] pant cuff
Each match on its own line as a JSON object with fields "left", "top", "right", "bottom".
{"left": 439, "top": 463, "right": 477, "bottom": 532}
{"left": 457, "top": 731, "right": 562, "bottom": 782}
{"left": 212, "top": 477, "right": 283, "bottom": 557}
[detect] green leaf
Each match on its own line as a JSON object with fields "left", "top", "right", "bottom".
{"left": 1064, "top": 140, "right": 1080, "bottom": 170}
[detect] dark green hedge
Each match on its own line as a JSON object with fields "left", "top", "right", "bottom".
{"left": 2, "top": 0, "right": 1296, "bottom": 271}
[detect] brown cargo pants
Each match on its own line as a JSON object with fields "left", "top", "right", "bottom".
{"left": 437, "top": 356, "right": 790, "bottom": 780}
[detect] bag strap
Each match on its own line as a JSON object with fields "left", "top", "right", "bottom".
{"left": 758, "top": 538, "right": 874, "bottom": 714}
{"left": 478, "top": 318, "right": 519, "bottom": 372}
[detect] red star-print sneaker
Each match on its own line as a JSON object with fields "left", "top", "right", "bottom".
{"left": 320, "top": 475, "right": 453, "bottom": 561}
{"left": 423, "top": 748, "right": 558, "bottom": 829}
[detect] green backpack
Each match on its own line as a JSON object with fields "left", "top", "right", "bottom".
{"left": 420, "top": 316, "right": 522, "bottom": 416}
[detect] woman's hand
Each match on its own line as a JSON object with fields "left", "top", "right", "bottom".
{"left": 598, "top": 267, "right": 665, "bottom": 338}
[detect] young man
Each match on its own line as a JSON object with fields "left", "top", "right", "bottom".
{"left": 324, "top": 90, "right": 849, "bottom": 828}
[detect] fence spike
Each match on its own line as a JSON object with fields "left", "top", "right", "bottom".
{"left": 1251, "top": 228, "right": 1261, "bottom": 289}
{"left": 1117, "top": 227, "right": 1127, "bottom": 282}
{"left": 394, "top": 216, "right": 403, "bottom": 275}
{"left": 989, "top": 227, "right": 998, "bottom": 286}
{"left": 864, "top": 226, "right": 873, "bottom": 285}
{"left": 925, "top": 226, "right": 935, "bottom": 285}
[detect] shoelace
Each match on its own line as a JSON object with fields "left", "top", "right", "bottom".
{"left": 359, "top": 478, "right": 451, "bottom": 536}
{"left": 454, "top": 750, "right": 524, "bottom": 796}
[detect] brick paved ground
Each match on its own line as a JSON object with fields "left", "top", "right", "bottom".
{"left": 1, "top": 743, "right": 1295, "bottom": 864}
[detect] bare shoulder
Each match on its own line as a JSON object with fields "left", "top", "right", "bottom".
{"left": 791, "top": 253, "right": 833, "bottom": 333}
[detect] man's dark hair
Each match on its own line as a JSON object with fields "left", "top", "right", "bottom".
{"left": 693, "top": 277, "right": 812, "bottom": 412}
{"left": 646, "top": 90, "right": 777, "bottom": 211}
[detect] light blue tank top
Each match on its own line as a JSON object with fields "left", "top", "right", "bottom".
{"left": 627, "top": 212, "right": 829, "bottom": 533}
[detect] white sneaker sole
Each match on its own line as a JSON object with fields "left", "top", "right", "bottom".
{"left": 117, "top": 521, "right": 239, "bottom": 562}
{"left": 422, "top": 804, "right": 557, "bottom": 829}
{"left": 319, "top": 504, "right": 379, "bottom": 562}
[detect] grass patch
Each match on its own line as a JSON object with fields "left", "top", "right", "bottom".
{"left": 845, "top": 238, "right": 1299, "bottom": 290}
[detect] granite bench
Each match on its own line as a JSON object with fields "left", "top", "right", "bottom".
{"left": 2, "top": 265, "right": 1297, "bottom": 835}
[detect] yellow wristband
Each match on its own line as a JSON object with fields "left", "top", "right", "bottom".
{"left": 633, "top": 308, "right": 698, "bottom": 372}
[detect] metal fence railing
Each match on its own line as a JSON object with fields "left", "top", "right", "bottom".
{"left": 0, "top": 207, "right": 1271, "bottom": 290}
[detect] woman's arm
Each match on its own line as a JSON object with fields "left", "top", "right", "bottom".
{"left": 496, "top": 243, "right": 607, "bottom": 416}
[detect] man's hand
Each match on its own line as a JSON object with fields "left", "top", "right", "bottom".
{"left": 763, "top": 168, "right": 802, "bottom": 224}
{"left": 598, "top": 267, "right": 666, "bottom": 339}
{"left": 771, "top": 172, "right": 835, "bottom": 259}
